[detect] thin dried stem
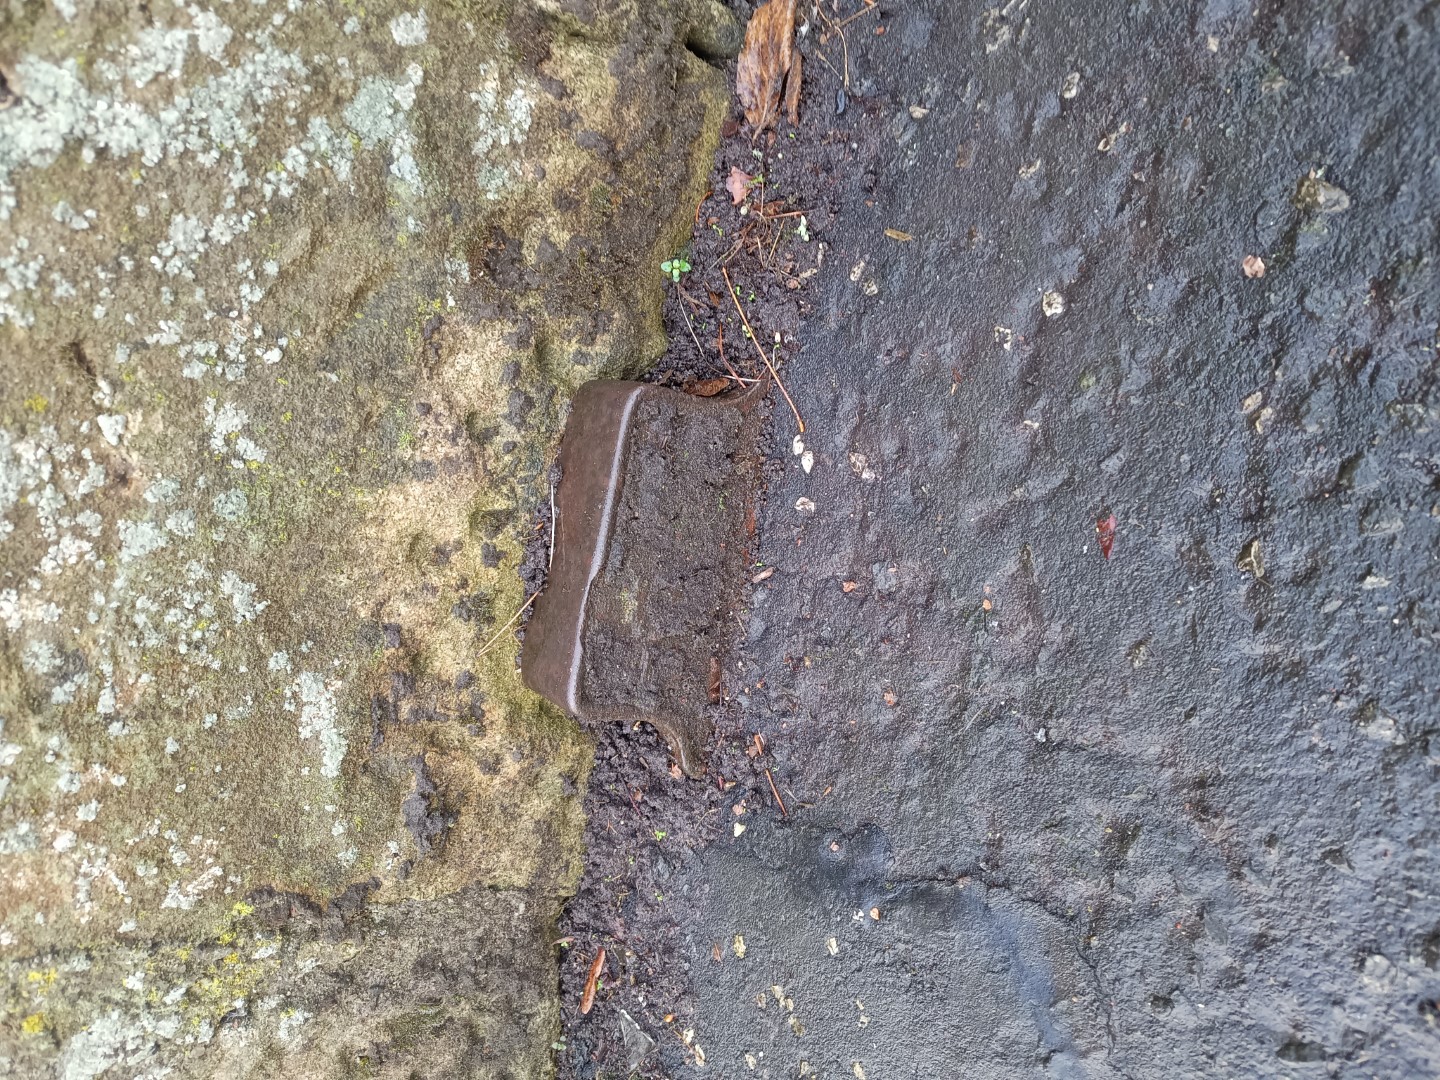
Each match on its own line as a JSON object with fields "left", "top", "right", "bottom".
{"left": 476, "top": 593, "right": 538, "bottom": 659}
{"left": 721, "top": 266, "right": 805, "bottom": 433}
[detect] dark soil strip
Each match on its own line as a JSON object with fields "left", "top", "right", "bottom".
{"left": 550, "top": 5, "right": 886, "bottom": 1076}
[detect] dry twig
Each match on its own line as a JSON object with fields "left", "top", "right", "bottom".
{"left": 765, "top": 767, "right": 789, "bottom": 818}
{"left": 476, "top": 592, "right": 538, "bottom": 659}
{"left": 721, "top": 266, "right": 805, "bottom": 433}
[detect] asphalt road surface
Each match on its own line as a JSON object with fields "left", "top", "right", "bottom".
{"left": 670, "top": 1, "right": 1440, "bottom": 1077}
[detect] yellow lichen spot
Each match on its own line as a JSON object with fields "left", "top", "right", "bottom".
{"left": 175, "top": 947, "right": 192, "bottom": 962}
{"left": 21, "top": 1013, "right": 46, "bottom": 1035}
{"left": 222, "top": 952, "right": 240, "bottom": 966}
{"left": 26, "top": 968, "right": 57, "bottom": 987}
{"left": 23, "top": 395, "right": 48, "bottom": 414}
{"left": 217, "top": 930, "right": 236, "bottom": 946}
{"left": 232, "top": 900, "right": 255, "bottom": 918}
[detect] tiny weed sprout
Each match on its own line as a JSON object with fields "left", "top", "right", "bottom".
{"left": 661, "top": 258, "right": 691, "bottom": 283}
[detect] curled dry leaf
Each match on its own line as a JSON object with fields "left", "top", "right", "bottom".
{"left": 686, "top": 377, "right": 732, "bottom": 398}
{"left": 751, "top": 565, "right": 776, "bottom": 584}
{"left": 841, "top": 580, "right": 858, "bottom": 593}
{"left": 884, "top": 228, "right": 914, "bottom": 242}
{"left": 784, "top": 50, "right": 803, "bottom": 126}
{"left": 737, "top": 0, "right": 800, "bottom": 131}
{"left": 708, "top": 655, "right": 723, "bottom": 704}
{"left": 1242, "top": 254, "right": 1266, "bottom": 279}
{"left": 580, "top": 947, "right": 606, "bottom": 1015}
{"left": 726, "top": 165, "right": 754, "bottom": 205}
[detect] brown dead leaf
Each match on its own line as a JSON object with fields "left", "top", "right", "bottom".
{"left": 841, "top": 580, "right": 858, "bottom": 593}
{"left": 737, "top": 0, "right": 799, "bottom": 131}
{"left": 751, "top": 565, "right": 776, "bottom": 583}
{"left": 726, "top": 165, "right": 753, "bottom": 205}
{"left": 1242, "top": 254, "right": 1266, "bottom": 279}
{"left": 884, "top": 228, "right": 914, "bottom": 242}
{"left": 708, "top": 656, "right": 723, "bottom": 704}
{"left": 883, "top": 688, "right": 898, "bottom": 707}
{"left": 784, "top": 50, "right": 803, "bottom": 126}
{"left": 688, "top": 377, "right": 731, "bottom": 398}
{"left": 580, "top": 947, "right": 606, "bottom": 1015}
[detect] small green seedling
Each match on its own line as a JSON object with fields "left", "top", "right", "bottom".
{"left": 661, "top": 258, "right": 691, "bottom": 283}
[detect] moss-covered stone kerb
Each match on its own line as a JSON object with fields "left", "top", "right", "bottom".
{"left": 0, "top": 0, "right": 733, "bottom": 1074}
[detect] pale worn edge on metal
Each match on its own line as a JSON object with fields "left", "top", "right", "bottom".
{"left": 519, "top": 377, "right": 767, "bottom": 777}
{"left": 564, "top": 384, "right": 644, "bottom": 714}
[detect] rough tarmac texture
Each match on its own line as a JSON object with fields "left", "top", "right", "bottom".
{"left": 564, "top": 0, "right": 1440, "bottom": 1076}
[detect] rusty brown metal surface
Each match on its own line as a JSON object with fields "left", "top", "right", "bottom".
{"left": 521, "top": 379, "right": 764, "bottom": 776}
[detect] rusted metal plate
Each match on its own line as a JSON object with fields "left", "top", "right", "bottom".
{"left": 521, "top": 380, "right": 764, "bottom": 775}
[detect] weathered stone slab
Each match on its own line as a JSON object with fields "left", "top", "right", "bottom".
{"left": 523, "top": 380, "right": 764, "bottom": 775}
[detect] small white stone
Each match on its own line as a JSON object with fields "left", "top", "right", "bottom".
{"left": 801, "top": 450, "right": 814, "bottom": 474}
{"left": 791, "top": 435, "right": 805, "bottom": 456}
{"left": 795, "top": 497, "right": 816, "bottom": 514}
